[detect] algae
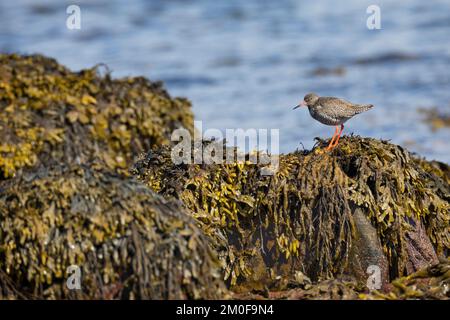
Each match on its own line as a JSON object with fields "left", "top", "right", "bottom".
{"left": 0, "top": 164, "right": 225, "bottom": 299}
{"left": 362, "top": 258, "right": 450, "bottom": 300}
{"left": 419, "top": 107, "right": 450, "bottom": 131}
{"left": 132, "top": 137, "right": 449, "bottom": 290}
{"left": 0, "top": 54, "right": 193, "bottom": 178}
{"left": 235, "top": 258, "right": 449, "bottom": 300}
{"left": 0, "top": 54, "right": 448, "bottom": 300}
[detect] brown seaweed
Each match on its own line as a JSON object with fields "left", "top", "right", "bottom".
{"left": 0, "top": 164, "right": 225, "bottom": 299}
{"left": 234, "top": 258, "right": 450, "bottom": 300}
{"left": 0, "top": 54, "right": 193, "bottom": 178}
{"left": 1, "top": 54, "right": 448, "bottom": 300}
{"left": 132, "top": 137, "right": 449, "bottom": 291}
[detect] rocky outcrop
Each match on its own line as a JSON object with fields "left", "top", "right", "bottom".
{"left": 0, "top": 54, "right": 223, "bottom": 299}
{"left": 0, "top": 54, "right": 448, "bottom": 300}
{"left": 132, "top": 137, "right": 449, "bottom": 292}
{"left": 0, "top": 164, "right": 225, "bottom": 299}
{"left": 0, "top": 54, "right": 193, "bottom": 178}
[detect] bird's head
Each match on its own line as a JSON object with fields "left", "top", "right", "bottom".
{"left": 293, "top": 92, "right": 319, "bottom": 109}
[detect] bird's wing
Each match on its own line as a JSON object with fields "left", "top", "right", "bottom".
{"left": 318, "top": 97, "right": 357, "bottom": 117}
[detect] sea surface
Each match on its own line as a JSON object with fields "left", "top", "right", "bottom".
{"left": 1, "top": 0, "right": 449, "bottom": 162}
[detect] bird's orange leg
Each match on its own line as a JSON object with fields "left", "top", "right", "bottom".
{"left": 326, "top": 126, "right": 340, "bottom": 151}
{"left": 331, "top": 124, "right": 344, "bottom": 148}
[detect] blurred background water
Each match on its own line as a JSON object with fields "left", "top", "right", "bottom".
{"left": 0, "top": 0, "right": 449, "bottom": 162}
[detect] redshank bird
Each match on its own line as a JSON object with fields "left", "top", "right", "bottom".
{"left": 293, "top": 93, "right": 373, "bottom": 150}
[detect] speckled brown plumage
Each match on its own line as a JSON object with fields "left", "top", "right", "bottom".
{"left": 293, "top": 93, "right": 374, "bottom": 150}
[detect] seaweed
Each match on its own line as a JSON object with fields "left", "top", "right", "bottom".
{"left": 361, "top": 258, "right": 450, "bottom": 300}
{"left": 419, "top": 107, "right": 450, "bottom": 131}
{"left": 0, "top": 54, "right": 193, "bottom": 178}
{"left": 1, "top": 54, "right": 448, "bottom": 300}
{"left": 235, "top": 258, "right": 450, "bottom": 300}
{"left": 0, "top": 164, "right": 225, "bottom": 299}
{"left": 132, "top": 137, "right": 449, "bottom": 290}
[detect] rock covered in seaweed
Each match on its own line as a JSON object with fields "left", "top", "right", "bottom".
{"left": 419, "top": 107, "right": 450, "bottom": 131}
{"left": 234, "top": 258, "right": 450, "bottom": 300}
{"left": 131, "top": 137, "right": 449, "bottom": 291}
{"left": 363, "top": 258, "right": 450, "bottom": 300}
{"left": 0, "top": 53, "right": 447, "bottom": 300}
{"left": 0, "top": 164, "right": 225, "bottom": 299}
{"left": 0, "top": 54, "right": 193, "bottom": 178}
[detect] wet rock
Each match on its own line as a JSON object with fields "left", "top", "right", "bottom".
{"left": 349, "top": 208, "right": 389, "bottom": 290}
{"left": 404, "top": 218, "right": 440, "bottom": 274}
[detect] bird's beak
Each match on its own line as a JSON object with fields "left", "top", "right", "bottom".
{"left": 292, "top": 101, "right": 306, "bottom": 110}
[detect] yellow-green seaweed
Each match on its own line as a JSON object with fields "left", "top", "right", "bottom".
{"left": 0, "top": 164, "right": 225, "bottom": 299}
{"left": 132, "top": 137, "right": 449, "bottom": 290}
{"left": 0, "top": 54, "right": 193, "bottom": 178}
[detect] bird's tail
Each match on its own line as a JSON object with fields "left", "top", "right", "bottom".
{"left": 353, "top": 104, "right": 373, "bottom": 114}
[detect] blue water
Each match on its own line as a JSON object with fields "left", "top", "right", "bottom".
{"left": 1, "top": 0, "right": 449, "bottom": 162}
